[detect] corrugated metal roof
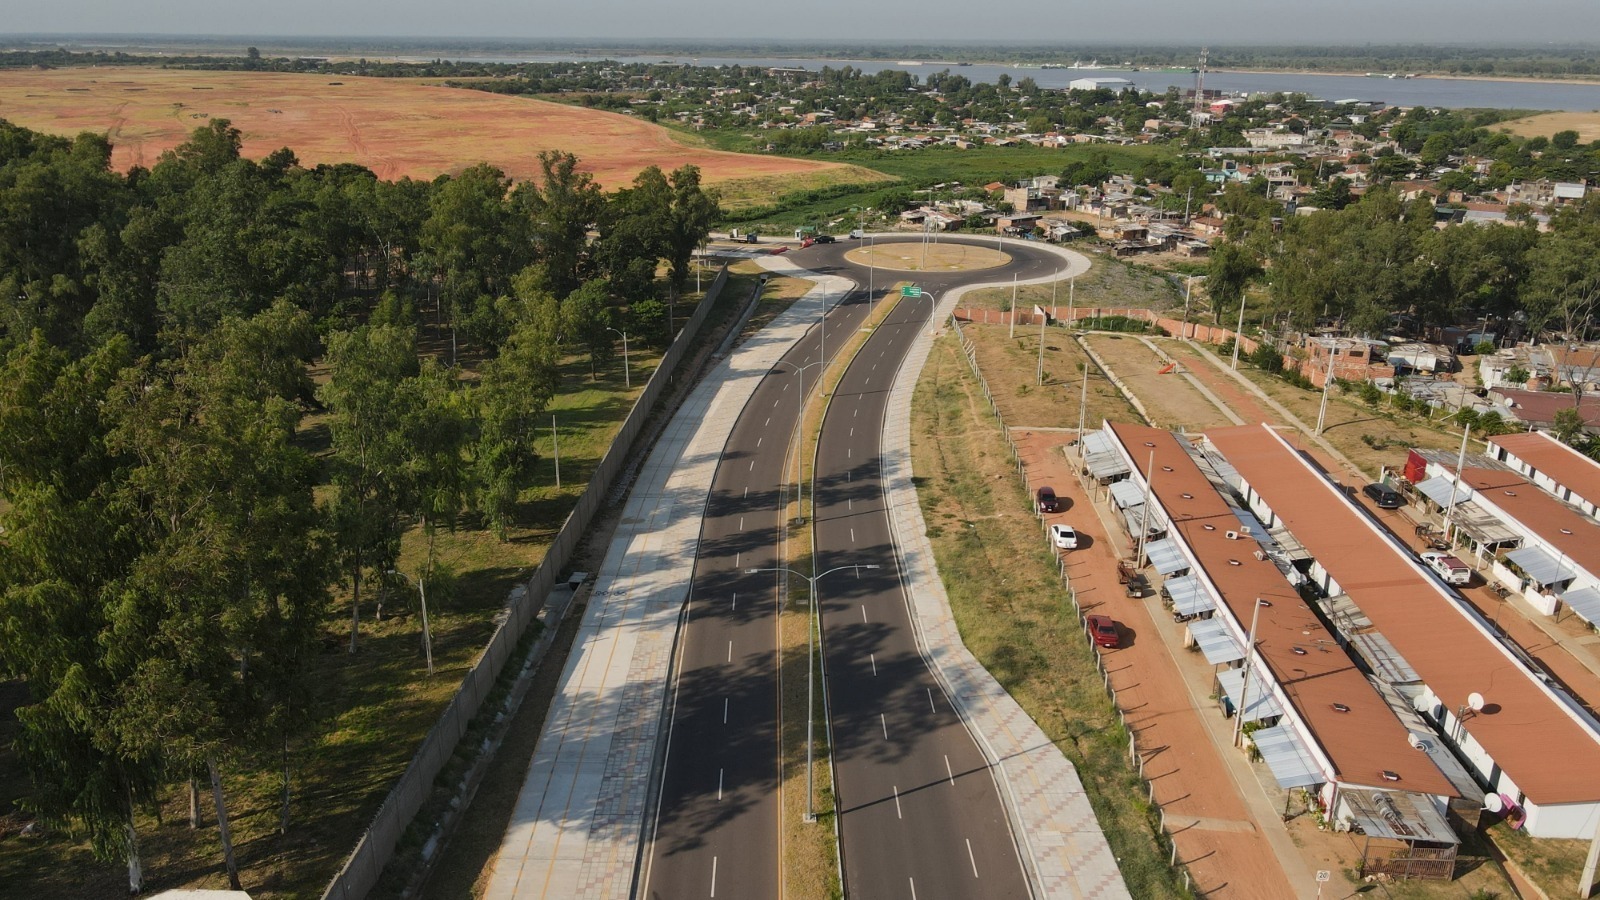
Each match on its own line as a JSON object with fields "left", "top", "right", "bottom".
{"left": 1110, "top": 480, "right": 1145, "bottom": 509}
{"left": 1505, "top": 545, "right": 1579, "bottom": 587}
{"left": 1349, "top": 632, "right": 1421, "bottom": 685}
{"left": 1416, "top": 475, "right": 1471, "bottom": 508}
{"left": 1252, "top": 724, "right": 1327, "bottom": 788}
{"left": 1341, "top": 789, "right": 1458, "bottom": 844}
{"left": 1562, "top": 585, "right": 1600, "bottom": 628}
{"left": 1166, "top": 575, "right": 1218, "bottom": 618}
{"left": 1218, "top": 666, "right": 1285, "bottom": 722}
{"left": 1145, "top": 538, "right": 1189, "bottom": 576}
{"left": 1187, "top": 616, "right": 1243, "bottom": 664}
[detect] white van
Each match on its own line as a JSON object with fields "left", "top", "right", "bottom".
{"left": 1421, "top": 551, "right": 1472, "bottom": 586}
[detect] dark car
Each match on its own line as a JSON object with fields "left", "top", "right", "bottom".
{"left": 813, "top": 234, "right": 837, "bottom": 244}
{"left": 1036, "top": 485, "right": 1061, "bottom": 513}
{"left": 1086, "top": 614, "right": 1121, "bottom": 649}
{"left": 1363, "top": 482, "right": 1403, "bottom": 509}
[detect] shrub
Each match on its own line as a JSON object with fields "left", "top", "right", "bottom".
{"left": 1247, "top": 342, "right": 1284, "bottom": 373}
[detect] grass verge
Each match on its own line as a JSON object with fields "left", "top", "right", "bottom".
{"left": 910, "top": 330, "right": 1189, "bottom": 899}
{"left": 961, "top": 255, "right": 1182, "bottom": 313}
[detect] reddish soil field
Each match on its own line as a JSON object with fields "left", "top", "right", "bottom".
{"left": 0, "top": 67, "right": 851, "bottom": 189}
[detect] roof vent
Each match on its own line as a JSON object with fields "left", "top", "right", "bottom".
{"left": 1332, "top": 702, "right": 1351, "bottom": 713}
{"left": 1181, "top": 492, "right": 1194, "bottom": 499}
{"left": 1225, "top": 530, "right": 1240, "bottom": 540}
{"left": 1144, "top": 441, "right": 1156, "bottom": 447}
{"left": 1228, "top": 559, "right": 1242, "bottom": 566}
{"left": 1561, "top": 528, "right": 1573, "bottom": 535}
{"left": 1380, "top": 770, "right": 1402, "bottom": 782}
{"left": 1203, "top": 523, "right": 1217, "bottom": 531}
{"left": 1504, "top": 490, "right": 1517, "bottom": 496}
{"left": 1292, "top": 646, "right": 1308, "bottom": 655}
{"left": 1162, "top": 465, "right": 1174, "bottom": 472}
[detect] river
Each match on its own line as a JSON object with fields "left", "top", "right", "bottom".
{"left": 421, "top": 51, "right": 1600, "bottom": 111}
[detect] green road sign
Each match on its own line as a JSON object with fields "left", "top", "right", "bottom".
{"left": 901, "top": 286, "right": 923, "bottom": 297}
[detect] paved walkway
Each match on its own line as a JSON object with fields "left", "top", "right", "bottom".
{"left": 875, "top": 251, "right": 1132, "bottom": 900}
{"left": 483, "top": 271, "right": 855, "bottom": 900}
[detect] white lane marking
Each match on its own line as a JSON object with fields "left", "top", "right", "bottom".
{"left": 718, "top": 768, "right": 724, "bottom": 801}
{"left": 756, "top": 437, "right": 763, "bottom": 448}
{"left": 711, "top": 857, "right": 718, "bottom": 898}
{"left": 848, "top": 448, "right": 852, "bottom": 458}
{"left": 850, "top": 427, "right": 854, "bottom": 437}
{"left": 871, "top": 653, "right": 877, "bottom": 675}
{"left": 739, "top": 516, "right": 745, "bottom": 531}
{"left": 724, "top": 698, "right": 729, "bottom": 724}
{"left": 854, "top": 408, "right": 858, "bottom": 417}
{"left": 774, "top": 399, "right": 779, "bottom": 408}
{"left": 749, "top": 460, "right": 755, "bottom": 471}
{"left": 727, "top": 641, "right": 733, "bottom": 662}
{"left": 861, "top": 605, "right": 867, "bottom": 622}
{"left": 966, "top": 838, "right": 980, "bottom": 877}
{"left": 945, "top": 755, "right": 955, "bottom": 786}
{"left": 880, "top": 713, "right": 889, "bottom": 740}
{"left": 850, "top": 527, "right": 856, "bottom": 543}
{"left": 743, "top": 486, "right": 748, "bottom": 498}
{"left": 784, "top": 382, "right": 790, "bottom": 391}
{"left": 893, "top": 785, "right": 902, "bottom": 819}
{"left": 736, "top": 552, "right": 740, "bottom": 568}
{"left": 848, "top": 498, "right": 852, "bottom": 510}
{"left": 927, "top": 688, "right": 937, "bottom": 713}
{"left": 731, "top": 593, "right": 736, "bottom": 611}
{"left": 765, "top": 417, "right": 770, "bottom": 427}
{"left": 908, "top": 877, "right": 917, "bottom": 900}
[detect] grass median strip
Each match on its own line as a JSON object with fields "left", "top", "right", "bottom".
{"left": 911, "top": 330, "right": 1191, "bottom": 899}
{"left": 778, "top": 282, "right": 903, "bottom": 899}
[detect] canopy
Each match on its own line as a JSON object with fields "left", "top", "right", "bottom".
{"left": 1166, "top": 575, "right": 1217, "bottom": 618}
{"left": 1251, "top": 724, "right": 1326, "bottom": 789}
{"left": 1341, "top": 789, "right": 1459, "bottom": 844}
{"left": 1218, "top": 666, "right": 1284, "bottom": 723}
{"left": 1109, "top": 479, "right": 1146, "bottom": 510}
{"left": 1505, "top": 546, "right": 1579, "bottom": 587}
{"left": 1562, "top": 585, "right": 1600, "bottom": 628}
{"left": 1416, "top": 475, "right": 1472, "bottom": 509}
{"left": 1145, "top": 538, "right": 1189, "bottom": 576}
{"left": 1082, "top": 431, "right": 1130, "bottom": 480}
{"left": 1187, "top": 617, "right": 1243, "bottom": 665}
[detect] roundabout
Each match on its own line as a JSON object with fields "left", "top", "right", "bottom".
{"left": 843, "top": 239, "right": 1011, "bottom": 272}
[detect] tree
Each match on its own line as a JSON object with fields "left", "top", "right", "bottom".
{"left": 517, "top": 151, "right": 604, "bottom": 298}
{"left": 472, "top": 289, "right": 561, "bottom": 538}
{"left": 1553, "top": 407, "right": 1587, "bottom": 445}
{"left": 318, "top": 324, "right": 418, "bottom": 650}
{"left": 664, "top": 165, "right": 721, "bottom": 296}
{"left": 1206, "top": 242, "right": 1261, "bottom": 323}
{"left": 564, "top": 279, "right": 615, "bottom": 378}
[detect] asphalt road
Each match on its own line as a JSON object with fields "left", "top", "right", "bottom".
{"left": 641, "top": 278, "right": 875, "bottom": 900}
{"left": 644, "top": 237, "right": 1067, "bottom": 900}
{"left": 801, "top": 237, "right": 1064, "bottom": 899}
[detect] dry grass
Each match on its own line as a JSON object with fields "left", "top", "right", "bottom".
{"left": 956, "top": 323, "right": 1135, "bottom": 429}
{"left": 0, "top": 67, "right": 857, "bottom": 191}
{"left": 843, "top": 241, "right": 1011, "bottom": 273}
{"left": 961, "top": 256, "right": 1182, "bottom": 313}
{"left": 1498, "top": 111, "right": 1600, "bottom": 143}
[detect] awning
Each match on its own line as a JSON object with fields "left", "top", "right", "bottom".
{"left": 1109, "top": 480, "right": 1145, "bottom": 510}
{"left": 1349, "top": 632, "right": 1420, "bottom": 685}
{"left": 1144, "top": 538, "right": 1189, "bottom": 576}
{"left": 1416, "top": 475, "right": 1471, "bottom": 508}
{"left": 1505, "top": 546, "right": 1579, "bottom": 587}
{"left": 1081, "top": 431, "right": 1130, "bottom": 480}
{"left": 1217, "top": 666, "right": 1284, "bottom": 723}
{"left": 1562, "top": 585, "right": 1600, "bottom": 627}
{"left": 1187, "top": 617, "right": 1243, "bottom": 664}
{"left": 1340, "top": 789, "right": 1459, "bottom": 845}
{"left": 1166, "top": 575, "right": 1217, "bottom": 618}
{"left": 1452, "top": 503, "right": 1522, "bottom": 546}
{"left": 1251, "top": 724, "right": 1326, "bottom": 788}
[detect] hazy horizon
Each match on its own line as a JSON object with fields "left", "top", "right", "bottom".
{"left": 6, "top": 1, "right": 1600, "bottom": 46}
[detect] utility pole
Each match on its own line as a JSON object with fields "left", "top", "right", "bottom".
{"left": 1443, "top": 422, "right": 1471, "bottom": 543}
{"left": 1182, "top": 276, "right": 1195, "bottom": 341}
{"left": 1010, "top": 274, "right": 1019, "bottom": 338}
{"left": 1232, "top": 298, "right": 1248, "bottom": 370}
{"left": 1037, "top": 305, "right": 1048, "bottom": 385}
{"left": 1136, "top": 451, "right": 1156, "bottom": 567}
{"left": 607, "top": 326, "right": 631, "bottom": 388}
{"left": 1315, "top": 340, "right": 1339, "bottom": 434}
{"left": 1233, "top": 598, "right": 1266, "bottom": 747}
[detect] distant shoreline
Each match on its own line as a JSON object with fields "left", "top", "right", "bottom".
{"left": 1215, "top": 66, "right": 1600, "bottom": 88}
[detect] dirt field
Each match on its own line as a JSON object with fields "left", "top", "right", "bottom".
{"left": 1498, "top": 111, "right": 1600, "bottom": 143}
{"left": 1085, "top": 334, "right": 1239, "bottom": 431}
{"left": 843, "top": 241, "right": 1010, "bottom": 272}
{"left": 957, "top": 322, "right": 1135, "bottom": 429}
{"left": 0, "top": 67, "right": 863, "bottom": 192}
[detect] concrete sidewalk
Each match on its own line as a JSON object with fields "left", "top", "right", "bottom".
{"left": 483, "top": 272, "right": 855, "bottom": 900}
{"left": 877, "top": 251, "right": 1132, "bottom": 899}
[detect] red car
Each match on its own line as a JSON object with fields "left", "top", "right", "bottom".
{"left": 1036, "top": 485, "right": 1061, "bottom": 513}
{"left": 1086, "top": 614, "right": 1121, "bottom": 649}
{"left": 768, "top": 245, "right": 789, "bottom": 255}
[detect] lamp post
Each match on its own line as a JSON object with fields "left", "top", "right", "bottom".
{"left": 387, "top": 568, "right": 434, "bottom": 676}
{"left": 771, "top": 359, "right": 824, "bottom": 522}
{"left": 607, "top": 326, "right": 631, "bottom": 388}
{"left": 1232, "top": 598, "right": 1269, "bottom": 747}
{"left": 1231, "top": 297, "right": 1248, "bottom": 370}
{"left": 1315, "top": 339, "right": 1338, "bottom": 434}
{"left": 746, "top": 562, "right": 881, "bottom": 822}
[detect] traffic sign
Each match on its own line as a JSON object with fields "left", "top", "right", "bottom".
{"left": 1315, "top": 870, "right": 1331, "bottom": 882}
{"left": 901, "top": 286, "right": 923, "bottom": 298}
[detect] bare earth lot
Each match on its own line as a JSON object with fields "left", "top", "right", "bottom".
{"left": 0, "top": 68, "right": 861, "bottom": 192}
{"left": 1499, "top": 110, "right": 1600, "bottom": 143}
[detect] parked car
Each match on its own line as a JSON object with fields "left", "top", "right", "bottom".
{"left": 1086, "top": 614, "right": 1121, "bottom": 648}
{"left": 1036, "top": 485, "right": 1061, "bottom": 513}
{"left": 800, "top": 237, "right": 815, "bottom": 249}
{"left": 1363, "top": 482, "right": 1403, "bottom": 509}
{"left": 849, "top": 228, "right": 865, "bottom": 239}
{"left": 768, "top": 245, "right": 789, "bottom": 255}
{"left": 1421, "top": 551, "right": 1473, "bottom": 586}
{"left": 814, "top": 234, "right": 837, "bottom": 244}
{"left": 1050, "top": 523, "right": 1079, "bottom": 549}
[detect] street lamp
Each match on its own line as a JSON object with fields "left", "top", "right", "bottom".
{"left": 607, "top": 326, "right": 631, "bottom": 388}
{"left": 1232, "top": 598, "right": 1270, "bottom": 747}
{"left": 771, "top": 359, "right": 825, "bottom": 522}
{"left": 387, "top": 568, "right": 434, "bottom": 676}
{"left": 746, "top": 562, "right": 880, "bottom": 822}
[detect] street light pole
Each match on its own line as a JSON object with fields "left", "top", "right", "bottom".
{"left": 1233, "top": 598, "right": 1267, "bottom": 747}
{"left": 747, "top": 563, "right": 880, "bottom": 822}
{"left": 1315, "top": 340, "right": 1338, "bottom": 434}
{"left": 772, "top": 359, "right": 823, "bottom": 521}
{"left": 551, "top": 415, "right": 560, "bottom": 489}
{"left": 1231, "top": 297, "right": 1248, "bottom": 370}
{"left": 607, "top": 326, "right": 631, "bottom": 388}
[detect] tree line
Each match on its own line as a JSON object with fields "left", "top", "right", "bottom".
{"left": 0, "top": 117, "right": 718, "bottom": 890}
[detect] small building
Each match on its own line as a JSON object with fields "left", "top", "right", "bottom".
{"left": 995, "top": 212, "right": 1042, "bottom": 234}
{"left": 1069, "top": 77, "right": 1133, "bottom": 92}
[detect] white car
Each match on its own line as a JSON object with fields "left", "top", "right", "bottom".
{"left": 1050, "top": 523, "right": 1080, "bottom": 550}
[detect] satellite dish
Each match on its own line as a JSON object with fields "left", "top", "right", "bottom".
{"left": 1468, "top": 692, "right": 1486, "bottom": 712}
{"left": 1485, "top": 793, "right": 1504, "bottom": 813}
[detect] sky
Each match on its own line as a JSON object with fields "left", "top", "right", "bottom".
{"left": 8, "top": 0, "right": 1600, "bottom": 45}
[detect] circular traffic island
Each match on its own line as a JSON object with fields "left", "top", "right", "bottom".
{"left": 844, "top": 240, "right": 1011, "bottom": 272}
